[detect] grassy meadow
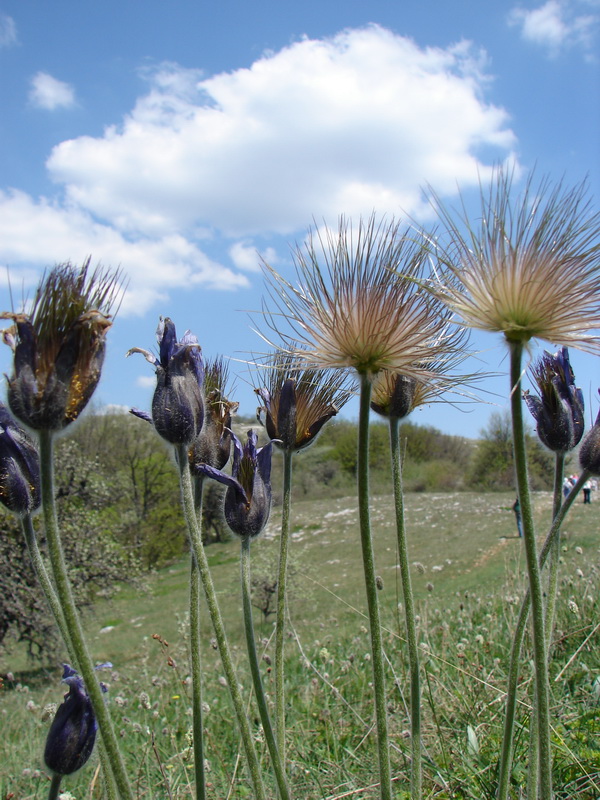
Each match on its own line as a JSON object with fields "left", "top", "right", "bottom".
{"left": 2, "top": 490, "right": 599, "bottom": 799}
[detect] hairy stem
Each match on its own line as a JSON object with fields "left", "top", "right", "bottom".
{"left": 39, "top": 430, "right": 134, "bottom": 800}
{"left": 47, "top": 773, "right": 62, "bottom": 800}
{"left": 275, "top": 447, "right": 293, "bottom": 763}
{"left": 358, "top": 374, "right": 392, "bottom": 800}
{"left": 241, "top": 537, "right": 291, "bottom": 800}
{"left": 506, "top": 342, "right": 552, "bottom": 799}
{"left": 389, "top": 417, "right": 421, "bottom": 800}
{"left": 176, "top": 445, "right": 266, "bottom": 800}
{"left": 190, "top": 474, "right": 207, "bottom": 800}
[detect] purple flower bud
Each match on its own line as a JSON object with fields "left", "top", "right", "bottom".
{"left": 0, "top": 403, "right": 40, "bottom": 515}
{"left": 370, "top": 373, "right": 417, "bottom": 419}
{"left": 579, "top": 395, "right": 600, "bottom": 476}
{"left": 200, "top": 430, "right": 273, "bottom": 539}
{"left": 128, "top": 318, "right": 204, "bottom": 445}
{"left": 44, "top": 664, "right": 105, "bottom": 776}
{"left": 524, "top": 347, "right": 584, "bottom": 453}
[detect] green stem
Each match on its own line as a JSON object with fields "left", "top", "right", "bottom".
{"left": 21, "top": 515, "right": 118, "bottom": 800}
{"left": 506, "top": 342, "right": 552, "bottom": 799}
{"left": 389, "top": 417, "right": 421, "bottom": 800}
{"left": 241, "top": 537, "right": 291, "bottom": 800}
{"left": 545, "top": 451, "right": 565, "bottom": 646}
{"left": 528, "top": 453, "right": 565, "bottom": 799}
{"left": 275, "top": 447, "right": 293, "bottom": 762}
{"left": 357, "top": 374, "right": 392, "bottom": 800}
{"left": 39, "top": 430, "right": 134, "bottom": 800}
{"left": 176, "top": 445, "right": 266, "bottom": 800}
{"left": 47, "top": 773, "right": 63, "bottom": 800}
{"left": 496, "top": 471, "right": 587, "bottom": 800}
{"left": 190, "top": 474, "right": 207, "bottom": 800}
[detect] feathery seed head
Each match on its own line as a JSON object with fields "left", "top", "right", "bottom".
{"left": 430, "top": 170, "right": 600, "bottom": 350}
{"left": 263, "top": 215, "right": 455, "bottom": 379}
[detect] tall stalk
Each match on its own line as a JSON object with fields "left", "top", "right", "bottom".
{"left": 176, "top": 445, "right": 267, "bottom": 800}
{"left": 275, "top": 447, "right": 293, "bottom": 762}
{"left": 357, "top": 374, "right": 392, "bottom": 800}
{"left": 39, "top": 430, "right": 134, "bottom": 800}
{"left": 190, "top": 474, "right": 207, "bottom": 800}
{"left": 506, "top": 342, "right": 553, "bottom": 799}
{"left": 241, "top": 536, "right": 291, "bottom": 800}
{"left": 496, "top": 471, "right": 586, "bottom": 800}
{"left": 389, "top": 417, "right": 421, "bottom": 799}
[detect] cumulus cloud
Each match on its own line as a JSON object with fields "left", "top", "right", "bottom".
{"left": 0, "top": 14, "right": 17, "bottom": 48}
{"left": 229, "top": 241, "right": 277, "bottom": 272}
{"left": 508, "top": 0, "right": 599, "bottom": 55}
{"left": 0, "top": 189, "right": 249, "bottom": 315}
{"left": 47, "top": 26, "right": 516, "bottom": 239}
{"left": 29, "top": 72, "right": 76, "bottom": 110}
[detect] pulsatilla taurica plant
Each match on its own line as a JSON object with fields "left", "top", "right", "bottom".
{"left": 189, "top": 356, "right": 238, "bottom": 473}
{"left": 128, "top": 316, "right": 204, "bottom": 445}
{"left": 200, "top": 429, "right": 274, "bottom": 540}
{"left": 0, "top": 259, "right": 120, "bottom": 432}
{"left": 524, "top": 346, "right": 584, "bottom": 454}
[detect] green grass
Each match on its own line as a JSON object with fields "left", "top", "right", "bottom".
{"left": 2, "top": 491, "right": 599, "bottom": 799}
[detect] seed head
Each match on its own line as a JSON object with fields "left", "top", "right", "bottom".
{"left": 1, "top": 260, "right": 120, "bottom": 430}
{"left": 255, "top": 351, "right": 352, "bottom": 451}
{"left": 262, "top": 215, "right": 455, "bottom": 379}
{"left": 430, "top": 170, "right": 600, "bottom": 350}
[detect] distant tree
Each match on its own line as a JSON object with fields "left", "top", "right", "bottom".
{"left": 467, "top": 410, "right": 554, "bottom": 490}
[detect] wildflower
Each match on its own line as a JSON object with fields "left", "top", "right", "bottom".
{"left": 0, "top": 402, "right": 40, "bottom": 515}
{"left": 200, "top": 430, "right": 273, "bottom": 539}
{"left": 1, "top": 260, "right": 119, "bottom": 431}
{"left": 524, "top": 347, "right": 584, "bottom": 452}
{"left": 262, "top": 215, "right": 455, "bottom": 378}
{"left": 255, "top": 352, "right": 351, "bottom": 451}
{"left": 430, "top": 170, "right": 600, "bottom": 350}
{"left": 579, "top": 396, "right": 600, "bottom": 475}
{"left": 44, "top": 664, "right": 109, "bottom": 776}
{"left": 128, "top": 318, "right": 204, "bottom": 445}
{"left": 189, "top": 356, "right": 238, "bottom": 471}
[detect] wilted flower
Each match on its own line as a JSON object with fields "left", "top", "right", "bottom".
{"left": 200, "top": 430, "right": 273, "bottom": 539}
{"left": 189, "top": 356, "right": 238, "bottom": 472}
{"left": 255, "top": 352, "right": 352, "bottom": 451}
{"left": 430, "top": 170, "right": 600, "bottom": 350}
{"left": 524, "top": 347, "right": 584, "bottom": 452}
{"left": 579, "top": 394, "right": 600, "bottom": 476}
{"left": 0, "top": 403, "right": 40, "bottom": 515}
{"left": 1, "top": 260, "right": 120, "bottom": 431}
{"left": 128, "top": 318, "right": 204, "bottom": 445}
{"left": 262, "top": 215, "right": 457, "bottom": 378}
{"left": 44, "top": 663, "right": 109, "bottom": 776}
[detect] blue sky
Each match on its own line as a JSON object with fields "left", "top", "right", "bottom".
{"left": 0, "top": 0, "right": 599, "bottom": 437}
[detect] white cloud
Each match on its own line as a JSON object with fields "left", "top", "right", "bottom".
{"left": 135, "top": 375, "right": 156, "bottom": 389}
{"left": 0, "top": 14, "right": 17, "bottom": 48}
{"left": 29, "top": 72, "right": 76, "bottom": 110}
{"left": 0, "top": 189, "right": 249, "bottom": 315}
{"left": 47, "top": 26, "right": 517, "bottom": 239}
{"left": 508, "top": 0, "right": 599, "bottom": 55}
{"left": 229, "top": 241, "right": 278, "bottom": 272}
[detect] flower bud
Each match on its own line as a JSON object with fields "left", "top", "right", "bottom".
{"left": 0, "top": 403, "right": 40, "bottom": 515}
{"left": 524, "top": 347, "right": 584, "bottom": 453}
{"left": 128, "top": 318, "right": 204, "bottom": 445}
{"left": 44, "top": 665, "right": 100, "bottom": 776}
{"left": 371, "top": 372, "right": 418, "bottom": 419}
{"left": 579, "top": 403, "right": 600, "bottom": 476}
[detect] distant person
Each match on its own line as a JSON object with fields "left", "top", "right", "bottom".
{"left": 563, "top": 476, "right": 573, "bottom": 499}
{"left": 583, "top": 480, "right": 592, "bottom": 504}
{"left": 512, "top": 497, "right": 523, "bottom": 537}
